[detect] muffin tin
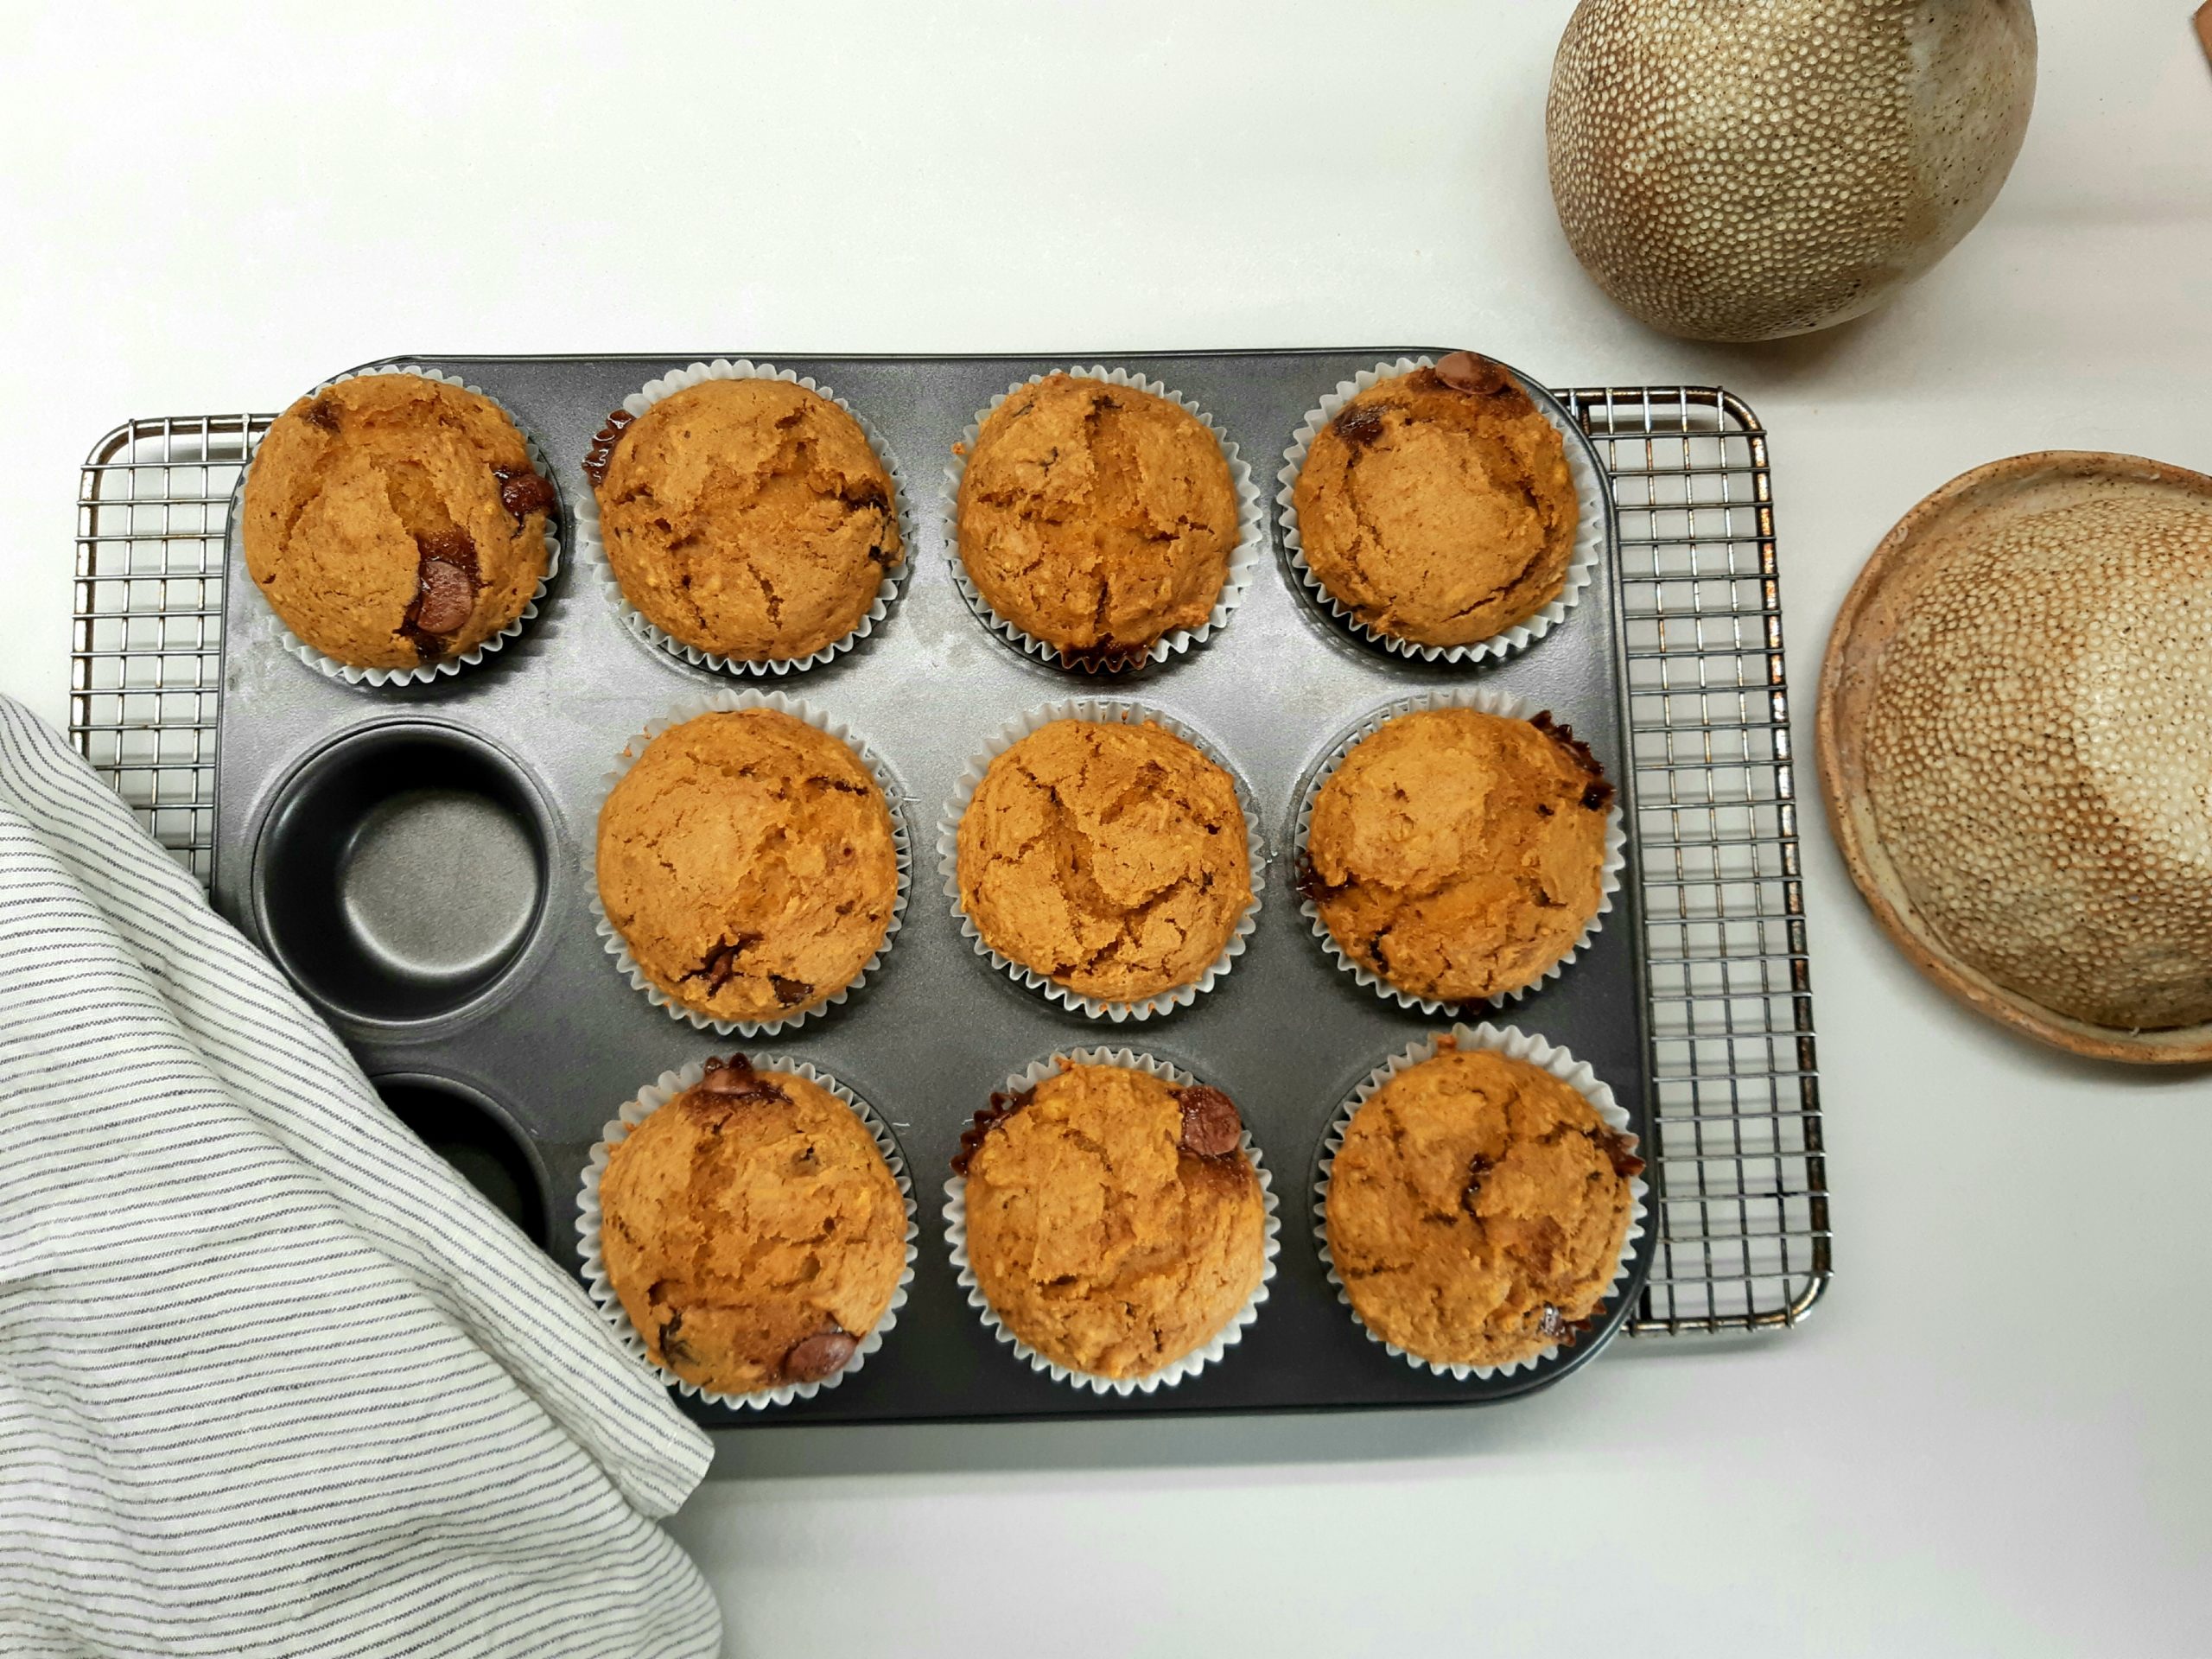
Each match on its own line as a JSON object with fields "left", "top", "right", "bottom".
{"left": 208, "top": 350, "right": 1653, "bottom": 1425}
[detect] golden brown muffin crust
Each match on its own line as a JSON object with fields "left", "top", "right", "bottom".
{"left": 1292, "top": 353, "right": 1577, "bottom": 649}
{"left": 957, "top": 373, "right": 1238, "bottom": 663}
{"left": 957, "top": 719, "right": 1251, "bottom": 1004}
{"left": 242, "top": 374, "right": 554, "bottom": 670}
{"left": 1325, "top": 1042, "right": 1640, "bottom": 1369}
{"left": 596, "top": 709, "right": 899, "bottom": 1023}
{"left": 957, "top": 1061, "right": 1266, "bottom": 1380}
{"left": 1303, "top": 707, "right": 1613, "bottom": 1004}
{"left": 601, "top": 1056, "right": 907, "bottom": 1395}
{"left": 591, "top": 378, "right": 902, "bottom": 663}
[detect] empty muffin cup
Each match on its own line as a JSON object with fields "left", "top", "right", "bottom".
{"left": 252, "top": 721, "right": 555, "bottom": 1027}
{"left": 375, "top": 1072, "right": 549, "bottom": 1248}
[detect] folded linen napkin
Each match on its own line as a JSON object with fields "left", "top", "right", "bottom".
{"left": 0, "top": 696, "right": 720, "bottom": 1657}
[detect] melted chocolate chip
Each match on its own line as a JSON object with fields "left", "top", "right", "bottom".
{"left": 1331, "top": 404, "right": 1385, "bottom": 448}
{"left": 842, "top": 480, "right": 889, "bottom": 515}
{"left": 1431, "top": 350, "right": 1511, "bottom": 397}
{"left": 493, "top": 463, "right": 557, "bottom": 524}
{"left": 1528, "top": 710, "right": 1612, "bottom": 810}
{"left": 1174, "top": 1085, "right": 1243, "bottom": 1159}
{"left": 687, "top": 934, "right": 759, "bottom": 992}
{"left": 1591, "top": 1123, "right": 1645, "bottom": 1181}
{"left": 696, "top": 1053, "right": 789, "bottom": 1104}
{"left": 303, "top": 397, "right": 341, "bottom": 433}
{"left": 397, "top": 529, "right": 480, "bottom": 659}
{"left": 782, "top": 1325, "right": 857, "bottom": 1382}
{"left": 1294, "top": 850, "right": 1346, "bottom": 905}
{"left": 1459, "top": 1153, "right": 1496, "bottom": 1217}
{"left": 581, "top": 408, "right": 635, "bottom": 488}
{"left": 950, "top": 1088, "right": 1034, "bottom": 1176}
{"left": 658, "top": 1306, "right": 694, "bottom": 1365}
{"left": 769, "top": 974, "right": 813, "bottom": 1007}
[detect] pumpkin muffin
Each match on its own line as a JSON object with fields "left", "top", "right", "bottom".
{"left": 957, "top": 373, "right": 1239, "bottom": 665}
{"left": 1292, "top": 352, "right": 1577, "bottom": 649}
{"left": 1325, "top": 1039, "right": 1641, "bottom": 1370}
{"left": 600, "top": 1055, "right": 907, "bottom": 1395}
{"left": 587, "top": 378, "right": 902, "bottom": 663}
{"left": 242, "top": 373, "right": 556, "bottom": 670}
{"left": 954, "top": 1060, "right": 1266, "bottom": 1381}
{"left": 956, "top": 718, "right": 1251, "bottom": 1004}
{"left": 596, "top": 709, "right": 900, "bottom": 1024}
{"left": 1301, "top": 706, "right": 1613, "bottom": 1003}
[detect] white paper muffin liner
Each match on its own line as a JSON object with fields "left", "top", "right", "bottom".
{"left": 944, "top": 1047, "right": 1281, "bottom": 1395}
{"left": 1313, "top": 1023, "right": 1648, "bottom": 1380}
{"left": 577, "top": 1055, "right": 918, "bottom": 1411}
{"left": 938, "top": 698, "right": 1266, "bottom": 1022}
{"left": 249, "top": 362, "right": 565, "bottom": 688}
{"left": 1294, "top": 685, "right": 1626, "bottom": 1011}
{"left": 575, "top": 359, "right": 912, "bottom": 677}
{"left": 1276, "top": 355, "right": 1610, "bottom": 664}
{"left": 942, "top": 365, "right": 1266, "bottom": 671}
{"left": 588, "top": 690, "right": 912, "bottom": 1037}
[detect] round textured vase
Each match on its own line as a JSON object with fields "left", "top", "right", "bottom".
{"left": 1547, "top": 0, "right": 2037, "bottom": 342}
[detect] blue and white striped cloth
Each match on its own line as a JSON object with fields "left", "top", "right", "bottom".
{"left": 0, "top": 696, "right": 720, "bottom": 1657}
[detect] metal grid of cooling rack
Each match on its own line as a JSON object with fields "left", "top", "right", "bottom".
{"left": 68, "top": 391, "right": 1828, "bottom": 1338}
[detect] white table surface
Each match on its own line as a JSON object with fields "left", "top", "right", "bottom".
{"left": 3, "top": 5, "right": 2209, "bottom": 1654}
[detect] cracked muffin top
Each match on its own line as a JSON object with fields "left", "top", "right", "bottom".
{"left": 600, "top": 1055, "right": 907, "bottom": 1395}
{"left": 957, "top": 373, "right": 1239, "bottom": 666}
{"left": 1324, "top": 1040, "right": 1640, "bottom": 1370}
{"left": 242, "top": 373, "right": 556, "bottom": 670}
{"left": 1292, "top": 352, "right": 1577, "bottom": 650}
{"left": 596, "top": 709, "right": 900, "bottom": 1024}
{"left": 955, "top": 718, "right": 1251, "bottom": 1004}
{"left": 954, "top": 1060, "right": 1266, "bottom": 1380}
{"left": 587, "top": 378, "right": 903, "bottom": 663}
{"left": 1301, "top": 707, "right": 1612, "bottom": 1004}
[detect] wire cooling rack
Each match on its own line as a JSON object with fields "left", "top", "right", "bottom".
{"left": 70, "top": 391, "right": 1827, "bottom": 1338}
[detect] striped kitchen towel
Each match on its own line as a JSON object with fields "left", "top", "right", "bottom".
{"left": 0, "top": 695, "right": 721, "bottom": 1658}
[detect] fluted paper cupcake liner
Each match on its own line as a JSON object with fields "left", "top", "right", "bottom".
{"left": 577, "top": 1055, "right": 918, "bottom": 1411}
{"left": 944, "top": 1047, "right": 1281, "bottom": 1395}
{"left": 575, "top": 359, "right": 912, "bottom": 677}
{"left": 1276, "top": 355, "right": 1610, "bottom": 664}
{"left": 588, "top": 690, "right": 912, "bottom": 1037}
{"left": 942, "top": 365, "right": 1266, "bottom": 672}
{"left": 938, "top": 698, "right": 1266, "bottom": 1022}
{"left": 1294, "top": 685, "right": 1626, "bottom": 1011}
{"left": 249, "top": 362, "right": 564, "bottom": 688}
{"left": 1313, "top": 1023, "right": 1648, "bottom": 1381}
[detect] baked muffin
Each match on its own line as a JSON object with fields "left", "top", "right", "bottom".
{"left": 600, "top": 1055, "right": 907, "bottom": 1394}
{"left": 957, "top": 373, "right": 1239, "bottom": 666}
{"left": 957, "top": 718, "right": 1251, "bottom": 1004}
{"left": 587, "top": 378, "right": 902, "bottom": 663}
{"left": 954, "top": 1060, "right": 1266, "bottom": 1380}
{"left": 596, "top": 709, "right": 900, "bottom": 1023}
{"left": 1325, "top": 1039, "right": 1641, "bottom": 1369}
{"left": 1302, "top": 707, "right": 1613, "bottom": 1004}
{"left": 1292, "top": 352, "right": 1577, "bottom": 649}
{"left": 242, "top": 374, "right": 556, "bottom": 670}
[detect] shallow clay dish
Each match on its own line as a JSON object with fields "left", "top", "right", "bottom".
{"left": 1819, "top": 451, "right": 2212, "bottom": 1064}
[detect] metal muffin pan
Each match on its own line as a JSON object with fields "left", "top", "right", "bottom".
{"left": 209, "top": 350, "right": 1653, "bottom": 1426}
